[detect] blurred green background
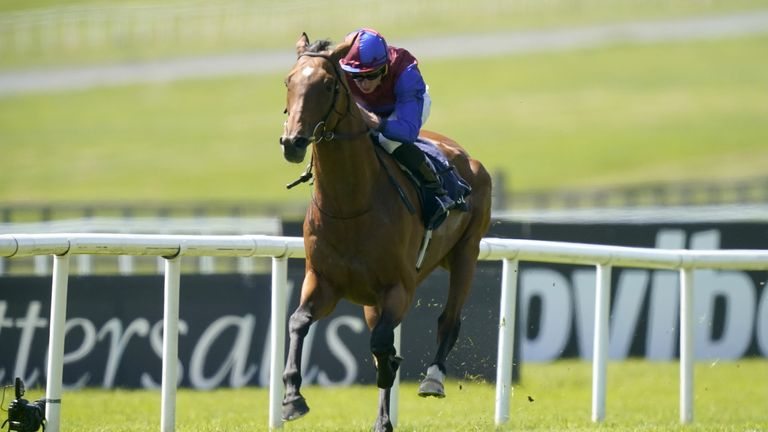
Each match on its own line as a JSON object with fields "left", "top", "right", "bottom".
{"left": 1, "top": 0, "right": 767, "bottom": 210}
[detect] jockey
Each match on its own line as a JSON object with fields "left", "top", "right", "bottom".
{"left": 339, "top": 28, "right": 447, "bottom": 196}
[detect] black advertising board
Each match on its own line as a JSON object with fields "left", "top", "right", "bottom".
{"left": 0, "top": 264, "right": 506, "bottom": 390}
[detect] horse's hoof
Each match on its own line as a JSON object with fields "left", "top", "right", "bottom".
{"left": 418, "top": 364, "right": 446, "bottom": 398}
{"left": 418, "top": 376, "right": 446, "bottom": 398}
{"left": 282, "top": 395, "right": 310, "bottom": 421}
{"left": 372, "top": 416, "right": 393, "bottom": 432}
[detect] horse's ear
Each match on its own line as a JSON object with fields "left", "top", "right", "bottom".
{"left": 296, "top": 32, "right": 310, "bottom": 56}
{"left": 330, "top": 33, "right": 356, "bottom": 62}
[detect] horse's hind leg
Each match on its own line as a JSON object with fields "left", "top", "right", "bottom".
{"left": 419, "top": 241, "right": 480, "bottom": 398}
{"left": 370, "top": 312, "right": 403, "bottom": 390}
{"left": 365, "top": 285, "right": 407, "bottom": 391}
{"left": 364, "top": 286, "right": 407, "bottom": 432}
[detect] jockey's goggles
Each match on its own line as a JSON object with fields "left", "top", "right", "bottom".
{"left": 351, "top": 65, "right": 388, "bottom": 82}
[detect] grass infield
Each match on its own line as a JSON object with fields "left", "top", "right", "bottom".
{"left": 1, "top": 34, "right": 767, "bottom": 206}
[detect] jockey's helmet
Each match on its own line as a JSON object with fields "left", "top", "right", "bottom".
{"left": 339, "top": 28, "right": 389, "bottom": 74}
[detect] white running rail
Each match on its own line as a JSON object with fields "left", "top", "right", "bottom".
{"left": 1, "top": 233, "right": 767, "bottom": 431}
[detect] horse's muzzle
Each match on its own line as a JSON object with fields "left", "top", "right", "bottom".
{"left": 279, "top": 135, "right": 310, "bottom": 163}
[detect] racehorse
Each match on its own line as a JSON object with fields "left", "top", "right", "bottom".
{"left": 279, "top": 33, "right": 492, "bottom": 432}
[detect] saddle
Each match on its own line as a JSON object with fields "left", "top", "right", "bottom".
{"left": 376, "top": 137, "right": 472, "bottom": 270}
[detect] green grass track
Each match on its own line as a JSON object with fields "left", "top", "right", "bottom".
{"left": 17, "top": 359, "right": 767, "bottom": 431}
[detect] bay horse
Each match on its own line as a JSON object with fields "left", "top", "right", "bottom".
{"left": 279, "top": 33, "right": 492, "bottom": 432}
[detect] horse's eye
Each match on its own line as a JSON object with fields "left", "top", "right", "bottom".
{"left": 283, "top": 108, "right": 288, "bottom": 115}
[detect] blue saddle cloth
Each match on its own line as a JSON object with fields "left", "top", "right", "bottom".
{"left": 413, "top": 139, "right": 471, "bottom": 230}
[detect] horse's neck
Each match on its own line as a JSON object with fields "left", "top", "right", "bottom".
{"left": 312, "top": 114, "right": 379, "bottom": 215}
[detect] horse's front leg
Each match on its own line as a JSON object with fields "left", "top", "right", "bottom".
{"left": 282, "top": 270, "right": 337, "bottom": 421}
{"left": 282, "top": 302, "right": 313, "bottom": 421}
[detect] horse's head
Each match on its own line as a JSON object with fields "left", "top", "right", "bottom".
{"left": 280, "top": 33, "right": 354, "bottom": 164}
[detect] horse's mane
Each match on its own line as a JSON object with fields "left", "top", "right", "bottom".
{"left": 308, "top": 39, "right": 333, "bottom": 54}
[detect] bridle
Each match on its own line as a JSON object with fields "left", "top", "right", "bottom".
{"left": 285, "top": 51, "right": 369, "bottom": 190}
{"left": 297, "top": 52, "right": 369, "bottom": 144}
{"left": 286, "top": 50, "right": 414, "bottom": 219}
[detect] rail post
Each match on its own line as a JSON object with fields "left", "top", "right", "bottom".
{"left": 161, "top": 256, "right": 181, "bottom": 432}
{"left": 591, "top": 264, "right": 612, "bottom": 422}
{"left": 494, "top": 258, "right": 519, "bottom": 425}
{"left": 44, "top": 254, "right": 70, "bottom": 432}
{"left": 679, "top": 267, "right": 694, "bottom": 424}
{"left": 268, "top": 256, "right": 288, "bottom": 429}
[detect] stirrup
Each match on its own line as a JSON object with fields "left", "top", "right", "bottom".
{"left": 416, "top": 229, "right": 432, "bottom": 270}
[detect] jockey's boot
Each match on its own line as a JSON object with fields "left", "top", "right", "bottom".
{"left": 391, "top": 143, "right": 447, "bottom": 196}
{"left": 415, "top": 160, "right": 448, "bottom": 196}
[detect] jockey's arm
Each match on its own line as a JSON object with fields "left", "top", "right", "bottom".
{"left": 378, "top": 66, "right": 426, "bottom": 143}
